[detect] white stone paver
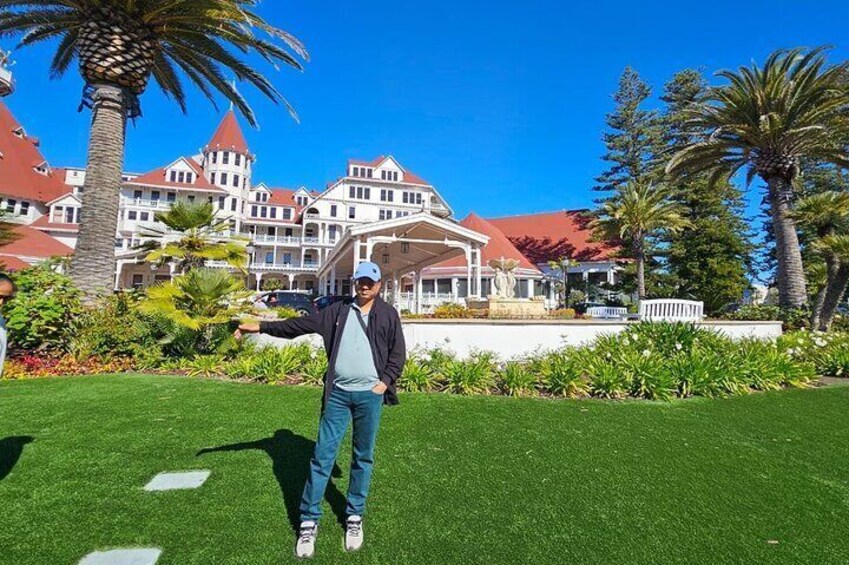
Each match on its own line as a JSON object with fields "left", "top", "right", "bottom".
{"left": 79, "top": 548, "right": 161, "bottom": 565}
{"left": 143, "top": 470, "right": 211, "bottom": 492}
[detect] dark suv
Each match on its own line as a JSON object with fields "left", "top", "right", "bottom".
{"left": 259, "top": 291, "right": 317, "bottom": 316}
{"left": 314, "top": 295, "right": 347, "bottom": 311}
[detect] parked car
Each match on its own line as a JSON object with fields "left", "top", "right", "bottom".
{"left": 257, "top": 291, "right": 317, "bottom": 316}
{"left": 314, "top": 295, "right": 347, "bottom": 311}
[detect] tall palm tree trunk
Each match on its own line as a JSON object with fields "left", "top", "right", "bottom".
{"left": 819, "top": 263, "right": 849, "bottom": 330}
{"left": 635, "top": 244, "right": 646, "bottom": 300}
{"left": 811, "top": 254, "right": 837, "bottom": 329}
{"left": 767, "top": 177, "right": 807, "bottom": 308}
{"left": 69, "top": 85, "right": 128, "bottom": 295}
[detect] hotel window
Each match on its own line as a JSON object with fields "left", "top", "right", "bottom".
{"left": 265, "top": 252, "right": 274, "bottom": 264}
{"left": 212, "top": 152, "right": 218, "bottom": 164}
{"left": 268, "top": 227, "right": 277, "bottom": 237}
{"left": 151, "top": 191, "right": 160, "bottom": 201}
{"left": 64, "top": 207, "right": 74, "bottom": 223}
{"left": 140, "top": 212, "right": 150, "bottom": 221}
{"left": 220, "top": 173, "right": 228, "bottom": 186}
{"left": 133, "top": 190, "right": 143, "bottom": 200}
{"left": 187, "top": 195, "right": 195, "bottom": 203}
{"left": 235, "top": 154, "right": 241, "bottom": 167}
{"left": 222, "top": 152, "right": 230, "bottom": 165}
{"left": 380, "top": 189, "right": 394, "bottom": 202}
{"left": 260, "top": 207, "right": 268, "bottom": 218}
{"left": 231, "top": 198, "right": 238, "bottom": 212}
{"left": 251, "top": 205, "right": 258, "bottom": 217}
{"left": 330, "top": 204, "right": 337, "bottom": 217}
{"left": 352, "top": 166, "right": 359, "bottom": 177}
{"left": 367, "top": 169, "right": 373, "bottom": 178}
{"left": 75, "top": 207, "right": 81, "bottom": 223}
{"left": 167, "top": 192, "right": 176, "bottom": 202}
{"left": 177, "top": 171, "right": 185, "bottom": 183}
{"left": 169, "top": 171, "right": 177, "bottom": 182}
{"left": 20, "top": 201, "right": 29, "bottom": 216}
{"left": 127, "top": 210, "right": 138, "bottom": 220}
{"left": 381, "top": 170, "right": 387, "bottom": 180}
{"left": 395, "top": 210, "right": 409, "bottom": 218}
{"left": 218, "top": 196, "right": 226, "bottom": 209}
{"left": 233, "top": 174, "right": 240, "bottom": 187}
{"left": 349, "top": 186, "right": 355, "bottom": 198}
{"left": 393, "top": 171, "right": 399, "bottom": 181}
{"left": 283, "top": 208, "right": 292, "bottom": 220}
{"left": 285, "top": 228, "right": 293, "bottom": 237}
{"left": 243, "top": 178, "right": 247, "bottom": 189}
{"left": 348, "top": 206, "right": 356, "bottom": 219}
{"left": 132, "top": 275, "right": 144, "bottom": 289}
{"left": 379, "top": 209, "right": 390, "bottom": 220}
{"left": 283, "top": 253, "right": 292, "bottom": 264}
{"left": 51, "top": 206, "right": 63, "bottom": 222}
{"left": 270, "top": 207, "right": 277, "bottom": 219}
{"left": 210, "top": 172, "right": 216, "bottom": 185}
{"left": 329, "top": 225, "right": 337, "bottom": 241}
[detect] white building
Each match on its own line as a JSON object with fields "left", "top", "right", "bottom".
{"left": 0, "top": 72, "right": 619, "bottom": 309}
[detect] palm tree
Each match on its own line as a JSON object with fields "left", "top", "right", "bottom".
{"left": 792, "top": 191, "right": 849, "bottom": 327}
{"left": 666, "top": 47, "right": 849, "bottom": 308}
{"left": 139, "top": 201, "right": 248, "bottom": 273}
{"left": 0, "top": 1, "right": 308, "bottom": 295}
{"left": 812, "top": 235, "right": 849, "bottom": 330}
{"left": 594, "top": 182, "right": 690, "bottom": 299}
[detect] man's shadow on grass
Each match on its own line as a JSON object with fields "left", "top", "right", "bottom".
{"left": 197, "top": 429, "right": 346, "bottom": 531}
{"left": 0, "top": 436, "right": 35, "bottom": 481}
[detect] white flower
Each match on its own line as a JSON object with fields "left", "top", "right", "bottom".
{"left": 622, "top": 338, "right": 630, "bottom": 345}
{"left": 815, "top": 339, "right": 826, "bottom": 347}
{"left": 787, "top": 348, "right": 796, "bottom": 356}
{"left": 642, "top": 349, "right": 651, "bottom": 357}
{"left": 675, "top": 343, "right": 683, "bottom": 351}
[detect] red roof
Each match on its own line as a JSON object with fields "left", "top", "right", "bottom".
{"left": 487, "top": 210, "right": 616, "bottom": 264}
{"left": 0, "top": 255, "right": 31, "bottom": 271}
{"left": 127, "top": 158, "right": 224, "bottom": 193}
{"left": 205, "top": 110, "right": 249, "bottom": 154}
{"left": 0, "top": 101, "right": 70, "bottom": 204}
{"left": 0, "top": 224, "right": 73, "bottom": 258}
{"left": 431, "top": 212, "right": 540, "bottom": 272}
{"left": 30, "top": 214, "right": 79, "bottom": 232}
{"left": 347, "top": 156, "right": 430, "bottom": 186}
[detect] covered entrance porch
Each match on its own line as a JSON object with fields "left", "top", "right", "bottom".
{"left": 318, "top": 213, "right": 489, "bottom": 314}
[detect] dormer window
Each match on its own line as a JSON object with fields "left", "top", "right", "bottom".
{"left": 296, "top": 195, "right": 308, "bottom": 206}
{"left": 222, "top": 152, "right": 230, "bottom": 165}
{"left": 12, "top": 126, "right": 24, "bottom": 138}
{"left": 352, "top": 166, "right": 359, "bottom": 177}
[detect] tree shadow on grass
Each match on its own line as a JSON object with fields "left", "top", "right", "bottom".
{"left": 0, "top": 436, "right": 35, "bottom": 481}
{"left": 197, "top": 429, "right": 346, "bottom": 531}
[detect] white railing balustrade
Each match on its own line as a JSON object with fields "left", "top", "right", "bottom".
{"left": 638, "top": 299, "right": 704, "bottom": 322}
{"left": 586, "top": 306, "right": 628, "bottom": 320}
{"left": 397, "top": 292, "right": 457, "bottom": 313}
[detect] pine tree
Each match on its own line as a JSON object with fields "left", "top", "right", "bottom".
{"left": 593, "top": 67, "right": 663, "bottom": 202}
{"left": 660, "top": 70, "right": 754, "bottom": 314}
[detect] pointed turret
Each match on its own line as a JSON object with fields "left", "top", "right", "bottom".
{"left": 204, "top": 110, "right": 249, "bottom": 154}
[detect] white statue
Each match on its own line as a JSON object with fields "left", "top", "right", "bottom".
{"left": 489, "top": 256, "right": 519, "bottom": 299}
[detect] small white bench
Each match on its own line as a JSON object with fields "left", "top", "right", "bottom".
{"left": 586, "top": 306, "right": 628, "bottom": 319}
{"left": 638, "top": 299, "right": 704, "bottom": 322}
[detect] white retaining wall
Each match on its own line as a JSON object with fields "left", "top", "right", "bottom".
{"left": 252, "top": 320, "right": 783, "bottom": 360}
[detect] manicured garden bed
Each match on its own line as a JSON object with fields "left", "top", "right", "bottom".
{"left": 1, "top": 375, "right": 848, "bottom": 564}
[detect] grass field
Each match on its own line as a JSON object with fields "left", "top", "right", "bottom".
{"left": 1, "top": 375, "right": 848, "bottom": 564}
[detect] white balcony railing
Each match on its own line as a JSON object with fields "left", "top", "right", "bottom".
{"left": 398, "top": 292, "right": 458, "bottom": 313}
{"left": 302, "top": 236, "right": 320, "bottom": 244}
{"left": 122, "top": 197, "right": 173, "bottom": 209}
{"left": 252, "top": 234, "right": 301, "bottom": 245}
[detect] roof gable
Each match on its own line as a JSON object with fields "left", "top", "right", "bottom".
{"left": 128, "top": 157, "right": 224, "bottom": 193}
{"left": 430, "top": 212, "right": 540, "bottom": 272}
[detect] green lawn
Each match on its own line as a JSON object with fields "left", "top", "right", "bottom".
{"left": 1, "top": 376, "right": 848, "bottom": 564}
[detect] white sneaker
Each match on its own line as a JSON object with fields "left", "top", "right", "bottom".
{"left": 345, "top": 516, "right": 364, "bottom": 552}
{"left": 295, "top": 521, "right": 318, "bottom": 559}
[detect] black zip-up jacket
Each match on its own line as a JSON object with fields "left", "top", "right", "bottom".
{"left": 259, "top": 296, "right": 406, "bottom": 407}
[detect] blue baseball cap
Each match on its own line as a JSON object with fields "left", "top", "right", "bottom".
{"left": 354, "top": 261, "right": 382, "bottom": 282}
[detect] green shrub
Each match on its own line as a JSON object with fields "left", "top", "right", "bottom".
{"left": 778, "top": 331, "right": 849, "bottom": 377}
{"left": 184, "top": 355, "right": 226, "bottom": 378}
{"left": 433, "top": 303, "right": 474, "bottom": 319}
{"left": 538, "top": 351, "right": 589, "bottom": 398}
{"left": 548, "top": 308, "right": 576, "bottom": 319}
{"left": 298, "top": 345, "right": 328, "bottom": 386}
{"left": 579, "top": 352, "right": 629, "bottom": 399}
{"left": 4, "top": 263, "right": 82, "bottom": 354}
{"left": 246, "top": 345, "right": 304, "bottom": 383}
{"left": 497, "top": 361, "right": 538, "bottom": 396}
{"left": 668, "top": 350, "right": 735, "bottom": 398}
{"left": 271, "top": 306, "right": 300, "bottom": 320}
{"left": 399, "top": 357, "right": 439, "bottom": 392}
{"left": 420, "top": 347, "right": 457, "bottom": 378}
{"left": 724, "top": 305, "right": 809, "bottom": 331}
{"left": 617, "top": 349, "right": 677, "bottom": 401}
{"left": 71, "top": 291, "right": 162, "bottom": 361}
{"left": 442, "top": 356, "right": 495, "bottom": 395}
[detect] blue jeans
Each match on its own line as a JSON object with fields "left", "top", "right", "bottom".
{"left": 300, "top": 385, "right": 384, "bottom": 521}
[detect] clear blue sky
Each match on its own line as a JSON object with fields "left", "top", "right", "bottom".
{"left": 2, "top": 0, "right": 849, "bottom": 220}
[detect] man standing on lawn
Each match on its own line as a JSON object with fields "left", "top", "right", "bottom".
{"left": 0, "top": 274, "right": 16, "bottom": 378}
{"left": 236, "top": 261, "right": 405, "bottom": 559}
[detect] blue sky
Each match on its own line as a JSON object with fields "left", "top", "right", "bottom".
{"left": 2, "top": 0, "right": 849, "bottom": 220}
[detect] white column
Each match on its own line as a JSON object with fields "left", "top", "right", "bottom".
{"left": 255, "top": 272, "right": 263, "bottom": 291}
{"left": 452, "top": 277, "right": 459, "bottom": 304}
{"left": 392, "top": 270, "right": 400, "bottom": 308}
{"left": 169, "top": 263, "right": 177, "bottom": 281}
{"left": 607, "top": 267, "right": 615, "bottom": 285}
{"left": 527, "top": 278, "right": 534, "bottom": 298}
{"left": 474, "top": 247, "right": 482, "bottom": 298}
{"left": 114, "top": 261, "right": 124, "bottom": 290}
{"left": 330, "top": 264, "right": 337, "bottom": 294}
{"left": 416, "top": 272, "right": 423, "bottom": 314}
{"left": 465, "top": 247, "right": 472, "bottom": 298}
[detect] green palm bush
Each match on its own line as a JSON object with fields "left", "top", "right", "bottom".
{"left": 184, "top": 354, "right": 226, "bottom": 378}
{"left": 579, "top": 352, "right": 630, "bottom": 399}
{"left": 618, "top": 349, "right": 677, "bottom": 401}
{"left": 297, "top": 345, "right": 328, "bottom": 387}
{"left": 140, "top": 201, "right": 250, "bottom": 273}
{"left": 0, "top": 0, "right": 308, "bottom": 294}
{"left": 443, "top": 357, "right": 496, "bottom": 395}
{"left": 399, "top": 357, "right": 439, "bottom": 393}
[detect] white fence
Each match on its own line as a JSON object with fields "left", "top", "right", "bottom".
{"left": 639, "top": 299, "right": 704, "bottom": 322}
{"left": 586, "top": 306, "right": 628, "bottom": 319}
{"left": 397, "top": 292, "right": 455, "bottom": 313}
